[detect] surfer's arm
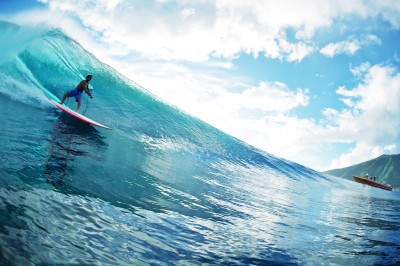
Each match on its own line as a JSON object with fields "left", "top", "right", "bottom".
{"left": 84, "top": 86, "right": 93, "bottom": 98}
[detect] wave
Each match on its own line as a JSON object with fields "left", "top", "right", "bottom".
{"left": 1, "top": 20, "right": 399, "bottom": 265}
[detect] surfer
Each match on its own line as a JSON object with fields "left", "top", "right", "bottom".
{"left": 60, "top": 74, "right": 93, "bottom": 112}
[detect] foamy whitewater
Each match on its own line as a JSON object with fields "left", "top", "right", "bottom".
{"left": 1, "top": 21, "right": 399, "bottom": 265}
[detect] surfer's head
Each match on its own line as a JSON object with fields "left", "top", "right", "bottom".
{"left": 86, "top": 74, "right": 93, "bottom": 81}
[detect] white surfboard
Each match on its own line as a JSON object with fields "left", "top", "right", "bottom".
{"left": 49, "top": 99, "right": 111, "bottom": 130}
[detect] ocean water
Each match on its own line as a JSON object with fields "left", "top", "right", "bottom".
{"left": 1, "top": 21, "right": 400, "bottom": 265}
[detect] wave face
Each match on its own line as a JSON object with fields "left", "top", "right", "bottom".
{"left": 1, "top": 21, "right": 399, "bottom": 265}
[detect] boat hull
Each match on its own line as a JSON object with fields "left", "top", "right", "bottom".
{"left": 353, "top": 176, "right": 393, "bottom": 191}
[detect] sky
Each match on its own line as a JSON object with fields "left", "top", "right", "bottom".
{"left": 1, "top": 0, "right": 400, "bottom": 171}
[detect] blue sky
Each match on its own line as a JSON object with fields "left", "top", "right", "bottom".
{"left": 1, "top": 0, "right": 400, "bottom": 171}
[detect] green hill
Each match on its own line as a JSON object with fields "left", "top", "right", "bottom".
{"left": 324, "top": 154, "right": 400, "bottom": 189}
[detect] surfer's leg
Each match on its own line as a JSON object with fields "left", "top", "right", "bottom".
{"left": 61, "top": 89, "right": 75, "bottom": 104}
{"left": 60, "top": 93, "right": 68, "bottom": 104}
{"left": 76, "top": 98, "right": 82, "bottom": 112}
{"left": 74, "top": 92, "right": 83, "bottom": 112}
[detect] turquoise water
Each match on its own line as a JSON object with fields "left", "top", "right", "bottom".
{"left": 1, "top": 21, "right": 400, "bottom": 265}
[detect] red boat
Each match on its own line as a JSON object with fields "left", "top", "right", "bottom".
{"left": 353, "top": 176, "right": 393, "bottom": 191}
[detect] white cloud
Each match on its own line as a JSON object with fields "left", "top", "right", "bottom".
{"left": 320, "top": 40, "right": 361, "bottom": 58}
{"left": 115, "top": 60, "right": 310, "bottom": 117}
{"left": 181, "top": 8, "right": 195, "bottom": 19}
{"left": 330, "top": 143, "right": 390, "bottom": 170}
{"left": 206, "top": 63, "right": 400, "bottom": 171}
{"left": 350, "top": 62, "right": 371, "bottom": 78}
{"left": 371, "top": 0, "right": 400, "bottom": 29}
{"left": 32, "top": 0, "right": 395, "bottom": 63}
{"left": 226, "top": 82, "right": 310, "bottom": 113}
{"left": 320, "top": 35, "right": 380, "bottom": 58}
{"left": 330, "top": 142, "right": 398, "bottom": 170}
{"left": 324, "top": 64, "right": 400, "bottom": 169}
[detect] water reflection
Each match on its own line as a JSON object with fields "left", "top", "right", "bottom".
{"left": 43, "top": 112, "right": 107, "bottom": 188}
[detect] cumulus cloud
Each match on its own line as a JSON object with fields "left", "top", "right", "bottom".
{"left": 225, "top": 82, "right": 310, "bottom": 113}
{"left": 325, "top": 64, "right": 400, "bottom": 169}
{"left": 350, "top": 62, "right": 371, "bottom": 78}
{"left": 330, "top": 143, "right": 394, "bottom": 170}
{"left": 181, "top": 8, "right": 195, "bottom": 19}
{"left": 33, "top": 0, "right": 395, "bottom": 62}
{"left": 320, "top": 40, "right": 361, "bottom": 58}
{"left": 320, "top": 35, "right": 381, "bottom": 58}
{"left": 215, "top": 63, "right": 400, "bottom": 171}
{"left": 121, "top": 60, "right": 310, "bottom": 116}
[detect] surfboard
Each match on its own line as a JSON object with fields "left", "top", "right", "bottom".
{"left": 49, "top": 99, "right": 112, "bottom": 130}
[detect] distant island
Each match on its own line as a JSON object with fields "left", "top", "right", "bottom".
{"left": 324, "top": 154, "right": 400, "bottom": 189}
